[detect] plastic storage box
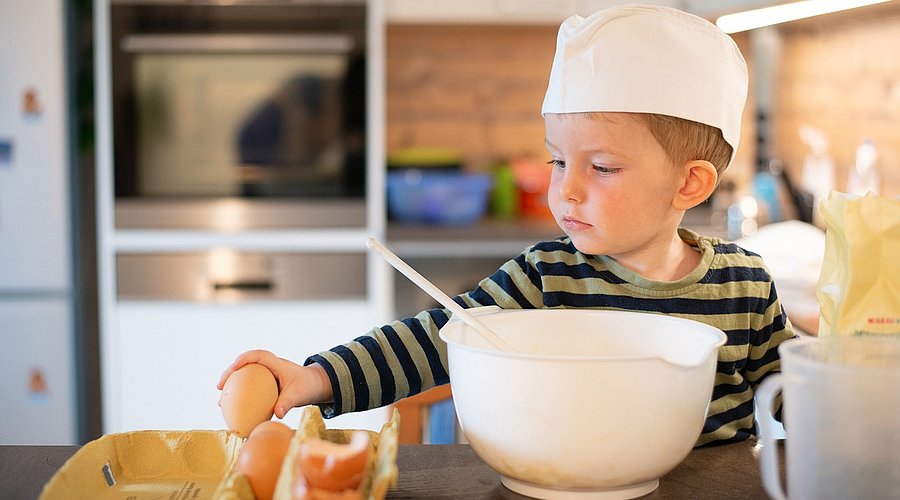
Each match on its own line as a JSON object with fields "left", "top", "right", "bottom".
{"left": 387, "top": 170, "right": 493, "bottom": 225}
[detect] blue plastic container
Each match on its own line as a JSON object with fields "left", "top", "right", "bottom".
{"left": 387, "top": 170, "right": 494, "bottom": 225}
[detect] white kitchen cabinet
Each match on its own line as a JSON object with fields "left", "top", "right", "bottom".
{"left": 114, "top": 301, "right": 388, "bottom": 433}
{"left": 94, "top": 0, "right": 389, "bottom": 435}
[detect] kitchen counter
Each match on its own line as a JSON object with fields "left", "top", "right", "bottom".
{"left": 386, "top": 206, "right": 728, "bottom": 259}
{"left": 3, "top": 439, "right": 778, "bottom": 499}
{"left": 387, "top": 216, "right": 564, "bottom": 258}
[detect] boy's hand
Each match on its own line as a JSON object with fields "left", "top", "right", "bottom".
{"left": 217, "top": 350, "right": 334, "bottom": 419}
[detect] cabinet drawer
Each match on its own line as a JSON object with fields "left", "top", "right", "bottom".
{"left": 116, "top": 252, "right": 366, "bottom": 301}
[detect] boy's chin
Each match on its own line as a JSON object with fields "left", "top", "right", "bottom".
{"left": 565, "top": 234, "right": 605, "bottom": 256}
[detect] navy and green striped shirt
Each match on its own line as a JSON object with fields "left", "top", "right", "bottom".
{"left": 306, "top": 228, "right": 795, "bottom": 446}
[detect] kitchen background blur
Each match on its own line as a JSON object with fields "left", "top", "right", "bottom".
{"left": 2, "top": 0, "right": 899, "bottom": 445}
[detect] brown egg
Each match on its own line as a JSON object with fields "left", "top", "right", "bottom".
{"left": 251, "top": 420, "right": 294, "bottom": 441}
{"left": 237, "top": 422, "right": 292, "bottom": 500}
{"left": 220, "top": 363, "right": 278, "bottom": 437}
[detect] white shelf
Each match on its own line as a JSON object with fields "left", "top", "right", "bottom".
{"left": 111, "top": 229, "right": 373, "bottom": 253}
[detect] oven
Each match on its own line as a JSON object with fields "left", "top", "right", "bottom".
{"left": 109, "top": 0, "right": 369, "bottom": 229}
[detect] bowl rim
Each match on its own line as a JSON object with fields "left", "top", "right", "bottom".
{"left": 439, "top": 306, "right": 727, "bottom": 366}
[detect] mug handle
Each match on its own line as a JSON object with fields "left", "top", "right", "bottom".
{"left": 756, "top": 374, "right": 788, "bottom": 500}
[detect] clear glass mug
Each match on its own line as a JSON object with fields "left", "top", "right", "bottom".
{"left": 756, "top": 336, "right": 900, "bottom": 500}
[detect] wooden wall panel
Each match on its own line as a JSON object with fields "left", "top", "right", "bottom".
{"left": 386, "top": 10, "right": 900, "bottom": 200}
{"left": 771, "top": 4, "right": 900, "bottom": 197}
{"left": 386, "top": 24, "right": 559, "bottom": 168}
{"left": 385, "top": 24, "right": 757, "bottom": 190}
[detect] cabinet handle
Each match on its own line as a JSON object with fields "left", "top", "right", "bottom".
{"left": 121, "top": 34, "right": 354, "bottom": 54}
{"left": 212, "top": 281, "right": 273, "bottom": 291}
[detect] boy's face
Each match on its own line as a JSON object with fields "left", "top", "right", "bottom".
{"left": 544, "top": 113, "right": 686, "bottom": 260}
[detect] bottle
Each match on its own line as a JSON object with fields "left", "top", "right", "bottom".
{"left": 490, "top": 161, "right": 518, "bottom": 220}
{"left": 847, "top": 139, "right": 880, "bottom": 196}
{"left": 753, "top": 164, "right": 781, "bottom": 224}
{"left": 798, "top": 125, "right": 835, "bottom": 227}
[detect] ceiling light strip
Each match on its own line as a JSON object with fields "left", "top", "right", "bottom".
{"left": 716, "top": 0, "right": 894, "bottom": 33}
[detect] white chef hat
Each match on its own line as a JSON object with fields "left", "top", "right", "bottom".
{"left": 541, "top": 4, "right": 748, "bottom": 167}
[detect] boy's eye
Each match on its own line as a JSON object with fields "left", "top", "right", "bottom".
{"left": 592, "top": 165, "right": 621, "bottom": 175}
{"left": 546, "top": 159, "right": 565, "bottom": 169}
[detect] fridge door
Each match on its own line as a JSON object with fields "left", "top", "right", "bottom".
{"left": 0, "top": 299, "right": 76, "bottom": 444}
{"left": 0, "top": 0, "right": 71, "bottom": 292}
{"left": 0, "top": 0, "right": 78, "bottom": 445}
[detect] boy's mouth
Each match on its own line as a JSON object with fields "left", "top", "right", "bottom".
{"left": 562, "top": 216, "right": 592, "bottom": 231}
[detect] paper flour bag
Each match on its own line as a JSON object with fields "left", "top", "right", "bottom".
{"left": 816, "top": 191, "right": 900, "bottom": 337}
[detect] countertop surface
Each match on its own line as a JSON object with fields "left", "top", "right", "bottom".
{"left": 387, "top": 206, "right": 727, "bottom": 258}
{"left": 3, "top": 439, "right": 777, "bottom": 499}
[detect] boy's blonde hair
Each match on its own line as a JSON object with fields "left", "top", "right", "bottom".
{"left": 638, "top": 113, "right": 733, "bottom": 178}
{"left": 577, "top": 112, "right": 733, "bottom": 178}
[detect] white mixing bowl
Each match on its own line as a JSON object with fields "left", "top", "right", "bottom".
{"left": 439, "top": 307, "right": 727, "bottom": 499}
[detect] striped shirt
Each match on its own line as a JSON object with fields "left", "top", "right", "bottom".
{"left": 307, "top": 228, "right": 795, "bottom": 446}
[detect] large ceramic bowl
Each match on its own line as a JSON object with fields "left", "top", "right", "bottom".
{"left": 439, "top": 307, "right": 726, "bottom": 499}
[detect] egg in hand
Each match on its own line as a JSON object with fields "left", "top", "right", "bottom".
{"left": 220, "top": 363, "right": 278, "bottom": 437}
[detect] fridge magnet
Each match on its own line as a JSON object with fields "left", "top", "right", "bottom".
{"left": 0, "top": 138, "right": 13, "bottom": 168}
{"left": 23, "top": 87, "right": 43, "bottom": 120}
{"left": 28, "top": 366, "right": 50, "bottom": 403}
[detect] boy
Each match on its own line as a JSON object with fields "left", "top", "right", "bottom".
{"left": 218, "top": 4, "right": 794, "bottom": 446}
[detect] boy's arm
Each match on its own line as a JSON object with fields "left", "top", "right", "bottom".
{"left": 305, "top": 247, "right": 548, "bottom": 417}
{"left": 305, "top": 308, "right": 452, "bottom": 418}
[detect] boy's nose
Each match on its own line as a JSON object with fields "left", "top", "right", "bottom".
{"left": 557, "top": 167, "right": 584, "bottom": 203}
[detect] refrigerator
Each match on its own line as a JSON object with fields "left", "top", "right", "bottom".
{"left": 0, "top": 0, "right": 79, "bottom": 444}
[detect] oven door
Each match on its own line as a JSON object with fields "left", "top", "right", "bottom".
{"left": 110, "top": 1, "right": 368, "bottom": 230}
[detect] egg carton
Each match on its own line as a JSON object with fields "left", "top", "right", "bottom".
{"left": 39, "top": 407, "right": 399, "bottom": 500}
{"left": 216, "top": 405, "right": 400, "bottom": 500}
{"left": 39, "top": 429, "right": 244, "bottom": 499}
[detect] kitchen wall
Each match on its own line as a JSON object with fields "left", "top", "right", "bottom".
{"left": 385, "top": 22, "right": 757, "bottom": 192}
{"left": 386, "top": 24, "right": 557, "bottom": 169}
{"left": 770, "top": 3, "right": 900, "bottom": 197}
{"left": 386, "top": 4, "right": 900, "bottom": 199}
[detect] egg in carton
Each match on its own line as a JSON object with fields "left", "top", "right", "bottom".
{"left": 214, "top": 406, "right": 399, "bottom": 500}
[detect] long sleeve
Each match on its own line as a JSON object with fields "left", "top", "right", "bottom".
{"left": 304, "top": 246, "right": 546, "bottom": 417}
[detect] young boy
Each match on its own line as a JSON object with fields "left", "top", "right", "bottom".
{"left": 218, "top": 4, "right": 794, "bottom": 446}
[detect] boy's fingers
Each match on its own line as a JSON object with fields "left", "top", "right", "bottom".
{"left": 215, "top": 360, "right": 244, "bottom": 389}
{"left": 274, "top": 394, "right": 300, "bottom": 419}
{"left": 216, "top": 366, "right": 233, "bottom": 390}
{"left": 216, "top": 350, "right": 272, "bottom": 389}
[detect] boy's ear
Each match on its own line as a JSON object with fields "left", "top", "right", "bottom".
{"left": 672, "top": 160, "right": 718, "bottom": 210}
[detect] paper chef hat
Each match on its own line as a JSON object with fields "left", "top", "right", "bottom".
{"left": 541, "top": 4, "right": 748, "bottom": 166}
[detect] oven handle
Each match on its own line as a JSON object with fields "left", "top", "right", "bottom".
{"left": 212, "top": 280, "right": 274, "bottom": 292}
{"left": 121, "top": 34, "right": 355, "bottom": 54}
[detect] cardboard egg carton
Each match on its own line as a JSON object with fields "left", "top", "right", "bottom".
{"left": 39, "top": 407, "right": 399, "bottom": 500}
{"left": 219, "top": 406, "right": 400, "bottom": 500}
{"left": 39, "top": 429, "right": 244, "bottom": 499}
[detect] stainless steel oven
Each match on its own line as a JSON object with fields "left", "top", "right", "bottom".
{"left": 109, "top": 0, "right": 369, "bottom": 229}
